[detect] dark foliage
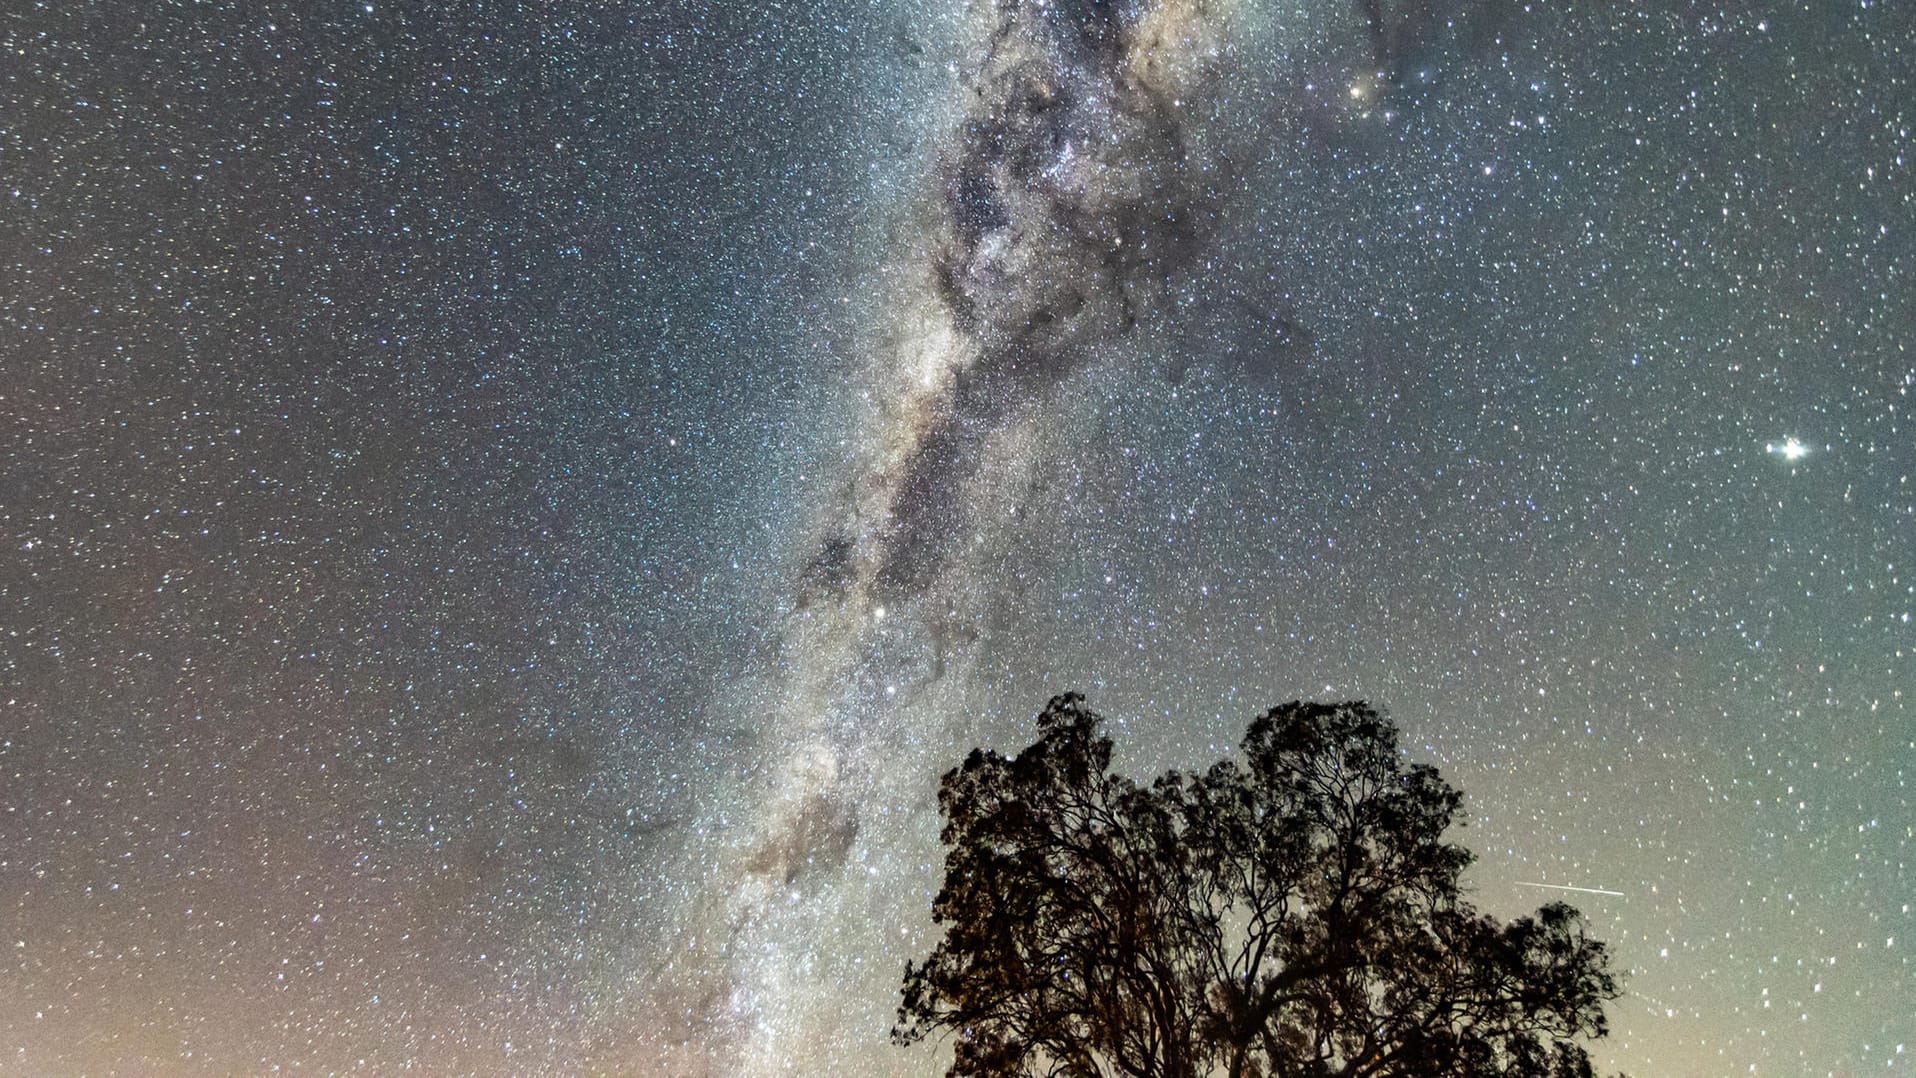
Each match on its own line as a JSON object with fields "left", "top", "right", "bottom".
{"left": 896, "top": 695, "right": 1622, "bottom": 1078}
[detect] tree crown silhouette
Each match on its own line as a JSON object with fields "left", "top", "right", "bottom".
{"left": 896, "top": 694, "right": 1621, "bottom": 1078}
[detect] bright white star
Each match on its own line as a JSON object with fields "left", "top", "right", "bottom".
{"left": 1768, "top": 437, "right": 1809, "bottom": 461}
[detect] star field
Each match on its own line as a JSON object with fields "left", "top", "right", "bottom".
{"left": 2, "top": 1, "right": 1911, "bottom": 1074}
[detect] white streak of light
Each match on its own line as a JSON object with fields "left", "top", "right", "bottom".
{"left": 1515, "top": 881, "right": 1627, "bottom": 898}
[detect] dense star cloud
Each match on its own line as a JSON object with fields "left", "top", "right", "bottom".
{"left": 2, "top": 0, "right": 1911, "bottom": 1075}
{"left": 761, "top": 0, "right": 1234, "bottom": 879}
{"left": 717, "top": 4, "right": 1248, "bottom": 1066}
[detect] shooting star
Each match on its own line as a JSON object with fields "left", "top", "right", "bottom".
{"left": 1516, "top": 881, "right": 1627, "bottom": 898}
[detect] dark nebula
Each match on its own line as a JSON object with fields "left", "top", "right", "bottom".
{"left": 820, "top": 0, "right": 1230, "bottom": 608}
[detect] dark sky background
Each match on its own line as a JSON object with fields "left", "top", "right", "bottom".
{"left": 3, "top": 1, "right": 1911, "bottom": 1074}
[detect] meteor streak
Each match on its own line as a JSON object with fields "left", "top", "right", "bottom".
{"left": 1515, "top": 881, "right": 1627, "bottom": 898}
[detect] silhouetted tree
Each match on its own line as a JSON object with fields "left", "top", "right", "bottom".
{"left": 896, "top": 694, "right": 1621, "bottom": 1078}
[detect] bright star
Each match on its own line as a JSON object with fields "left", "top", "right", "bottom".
{"left": 1769, "top": 437, "right": 1810, "bottom": 461}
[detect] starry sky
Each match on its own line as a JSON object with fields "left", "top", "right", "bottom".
{"left": 2, "top": 0, "right": 1911, "bottom": 1074}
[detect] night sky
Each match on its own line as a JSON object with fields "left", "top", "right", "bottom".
{"left": 3, "top": 1, "right": 1911, "bottom": 1074}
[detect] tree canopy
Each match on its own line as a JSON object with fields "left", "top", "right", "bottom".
{"left": 895, "top": 694, "right": 1621, "bottom": 1078}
